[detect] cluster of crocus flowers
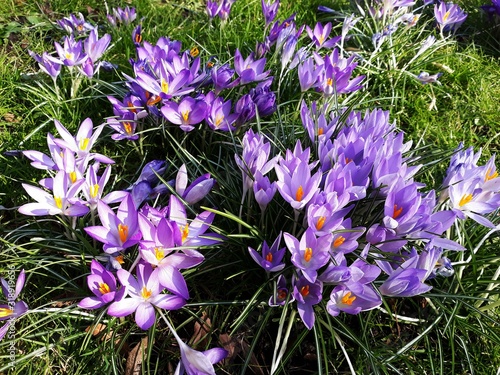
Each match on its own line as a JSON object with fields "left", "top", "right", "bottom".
{"left": 105, "top": 34, "right": 276, "bottom": 139}
{"left": 30, "top": 12, "right": 112, "bottom": 81}
{"left": 241, "top": 98, "right": 478, "bottom": 329}
{"left": 106, "top": 6, "right": 137, "bottom": 26}
{"left": 206, "top": 0, "right": 236, "bottom": 20}
{"left": 19, "top": 118, "right": 119, "bottom": 218}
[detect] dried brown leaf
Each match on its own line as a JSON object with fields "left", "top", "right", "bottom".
{"left": 191, "top": 312, "right": 212, "bottom": 348}
{"left": 125, "top": 337, "right": 149, "bottom": 375}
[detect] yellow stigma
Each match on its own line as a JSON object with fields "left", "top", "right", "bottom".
{"left": 118, "top": 223, "right": 129, "bottom": 244}
{"left": 300, "top": 285, "right": 310, "bottom": 297}
{"left": 317, "top": 127, "right": 324, "bottom": 136}
{"left": 333, "top": 236, "right": 345, "bottom": 248}
{"left": 485, "top": 169, "right": 498, "bottom": 182}
{"left": 155, "top": 247, "right": 165, "bottom": 261}
{"left": 161, "top": 79, "right": 169, "bottom": 94}
{"left": 443, "top": 11, "right": 450, "bottom": 22}
{"left": 181, "top": 225, "right": 189, "bottom": 243}
{"left": 98, "top": 282, "right": 111, "bottom": 295}
{"left": 326, "top": 77, "right": 333, "bottom": 86}
{"left": 127, "top": 101, "right": 138, "bottom": 113}
{"left": 90, "top": 184, "right": 100, "bottom": 199}
{"left": 393, "top": 204, "right": 403, "bottom": 219}
{"left": 266, "top": 252, "right": 273, "bottom": 262}
{"left": 69, "top": 171, "right": 77, "bottom": 184}
{"left": 318, "top": 35, "right": 325, "bottom": 45}
{"left": 65, "top": 52, "right": 74, "bottom": 61}
{"left": 215, "top": 115, "right": 224, "bottom": 127}
{"left": 316, "top": 216, "right": 326, "bottom": 231}
{"left": 141, "top": 287, "right": 152, "bottom": 299}
{"left": 190, "top": 46, "right": 199, "bottom": 57}
{"left": 459, "top": 193, "right": 473, "bottom": 207}
{"left": 181, "top": 110, "right": 190, "bottom": 123}
{"left": 0, "top": 308, "right": 14, "bottom": 318}
{"left": 304, "top": 247, "right": 313, "bottom": 262}
{"left": 115, "top": 255, "right": 124, "bottom": 264}
{"left": 123, "top": 122, "right": 133, "bottom": 135}
{"left": 206, "top": 61, "right": 214, "bottom": 69}
{"left": 341, "top": 291, "right": 356, "bottom": 306}
{"left": 295, "top": 185, "right": 304, "bottom": 202}
{"left": 54, "top": 196, "right": 63, "bottom": 210}
{"left": 79, "top": 137, "right": 90, "bottom": 151}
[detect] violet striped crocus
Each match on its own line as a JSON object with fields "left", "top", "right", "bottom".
{"left": 262, "top": 0, "right": 280, "bottom": 27}
{"left": 253, "top": 171, "right": 277, "bottom": 212}
{"left": 292, "top": 276, "right": 322, "bottom": 330}
{"left": 84, "top": 28, "right": 111, "bottom": 64}
{"left": 326, "top": 283, "right": 381, "bottom": 317}
{"left": 161, "top": 97, "right": 208, "bottom": 132}
{"left": 28, "top": 51, "right": 62, "bottom": 80}
{"left": 234, "top": 49, "right": 270, "bottom": 84}
{"left": 207, "top": 97, "right": 238, "bottom": 131}
{"left": 175, "top": 164, "right": 215, "bottom": 205}
{"left": 78, "top": 260, "right": 123, "bottom": 309}
{"left": 51, "top": 35, "right": 87, "bottom": 66}
{"left": 248, "top": 233, "right": 286, "bottom": 272}
{"left": 269, "top": 275, "right": 292, "bottom": 307}
{"left": 107, "top": 263, "right": 185, "bottom": 330}
{"left": 84, "top": 194, "right": 141, "bottom": 253}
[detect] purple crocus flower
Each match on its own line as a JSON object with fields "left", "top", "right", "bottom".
{"left": 113, "top": 6, "right": 137, "bottom": 25}
{"left": 234, "top": 93, "right": 256, "bottom": 127}
{"left": 434, "top": 2, "right": 467, "bottom": 33}
{"left": 248, "top": 233, "right": 286, "bottom": 272}
{"left": 326, "top": 283, "right": 381, "bottom": 316}
{"left": 108, "top": 263, "right": 185, "bottom": 330}
{"left": 161, "top": 97, "right": 208, "bottom": 132}
{"left": 298, "top": 58, "right": 322, "bottom": 92}
{"left": 206, "top": 0, "right": 221, "bottom": 18}
{"left": 207, "top": 97, "right": 238, "bottom": 131}
{"left": 275, "top": 160, "right": 322, "bottom": 210}
{"left": 19, "top": 170, "right": 89, "bottom": 217}
{"left": 51, "top": 35, "right": 87, "bottom": 66}
{"left": 84, "top": 194, "right": 141, "bottom": 253}
{"left": 269, "top": 275, "right": 292, "bottom": 306}
{"left": 285, "top": 228, "right": 332, "bottom": 283}
{"left": 292, "top": 276, "right": 322, "bottom": 330}
{"left": 417, "top": 71, "right": 443, "bottom": 85}
{"left": 175, "top": 164, "right": 215, "bottom": 205}
{"left": 28, "top": 51, "right": 62, "bottom": 80}
{"left": 234, "top": 49, "right": 270, "bottom": 84}
{"left": 211, "top": 64, "right": 236, "bottom": 94}
{"left": 306, "top": 22, "right": 341, "bottom": 49}
{"left": 262, "top": 0, "right": 280, "bottom": 27}
{"left": 57, "top": 13, "right": 94, "bottom": 35}
{"left": 253, "top": 171, "right": 277, "bottom": 212}
{"left": 107, "top": 114, "right": 140, "bottom": 141}
{"left": 84, "top": 28, "right": 111, "bottom": 64}
{"left": 0, "top": 270, "right": 29, "bottom": 323}
{"left": 78, "top": 260, "right": 124, "bottom": 309}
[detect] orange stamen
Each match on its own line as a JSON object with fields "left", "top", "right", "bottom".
{"left": 90, "top": 184, "right": 100, "bottom": 199}
{"left": 304, "top": 247, "right": 313, "bottom": 262}
{"left": 295, "top": 185, "right": 304, "bottom": 202}
{"left": 190, "top": 46, "right": 199, "bottom": 57}
{"left": 98, "top": 282, "right": 111, "bottom": 295}
{"left": 277, "top": 289, "right": 287, "bottom": 300}
{"left": 459, "top": 193, "right": 473, "bottom": 207}
{"left": 79, "top": 137, "right": 90, "bottom": 151}
{"left": 155, "top": 247, "right": 164, "bottom": 261}
{"left": 54, "top": 196, "right": 63, "bottom": 210}
{"left": 316, "top": 216, "right": 326, "bottom": 231}
{"left": 123, "top": 122, "right": 133, "bottom": 135}
{"left": 333, "top": 236, "right": 345, "bottom": 248}
{"left": 141, "top": 287, "right": 152, "bottom": 299}
{"left": 485, "top": 169, "right": 498, "bottom": 182}
{"left": 300, "top": 285, "right": 310, "bottom": 297}
{"left": 181, "top": 110, "right": 190, "bottom": 123}
{"left": 115, "top": 255, "right": 124, "bottom": 264}
{"left": 181, "top": 225, "right": 189, "bottom": 243}
{"left": 0, "top": 308, "right": 14, "bottom": 318}
{"left": 341, "top": 291, "right": 356, "bottom": 305}
{"left": 393, "top": 204, "right": 403, "bottom": 219}
{"left": 118, "top": 223, "right": 128, "bottom": 244}
{"left": 266, "top": 252, "right": 273, "bottom": 262}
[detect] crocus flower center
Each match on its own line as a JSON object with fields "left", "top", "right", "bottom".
{"left": 300, "top": 285, "right": 310, "bottom": 297}
{"left": 341, "top": 291, "right": 356, "bottom": 306}
{"left": 443, "top": 11, "right": 450, "bottom": 23}
{"left": 155, "top": 247, "right": 165, "bottom": 261}
{"left": 277, "top": 289, "right": 287, "bottom": 300}
{"left": 318, "top": 35, "right": 325, "bottom": 45}
{"left": 69, "top": 171, "right": 77, "bottom": 184}
{"left": 304, "top": 247, "right": 313, "bottom": 262}
{"left": 317, "top": 127, "right": 324, "bottom": 136}
{"left": 128, "top": 101, "right": 138, "bottom": 113}
{"left": 79, "top": 137, "right": 90, "bottom": 151}
{"left": 54, "top": 196, "right": 63, "bottom": 210}
{"left": 181, "top": 110, "right": 190, "bottom": 123}
{"left": 90, "top": 184, "right": 100, "bottom": 199}
{"left": 295, "top": 185, "right": 304, "bottom": 201}
{"left": 118, "top": 223, "right": 129, "bottom": 244}
{"left": 65, "top": 52, "right": 75, "bottom": 61}
{"left": 316, "top": 216, "right": 326, "bottom": 230}
{"left": 98, "top": 282, "right": 111, "bottom": 295}
{"left": 181, "top": 225, "right": 189, "bottom": 243}
{"left": 147, "top": 95, "right": 162, "bottom": 106}
{"left": 123, "top": 122, "right": 133, "bottom": 135}
{"left": 190, "top": 46, "right": 199, "bottom": 57}
{"left": 266, "top": 252, "right": 273, "bottom": 262}
{"left": 485, "top": 169, "right": 498, "bottom": 182}
{"left": 333, "top": 236, "right": 345, "bottom": 248}
{"left": 326, "top": 77, "right": 333, "bottom": 86}
{"left": 115, "top": 255, "right": 124, "bottom": 264}
{"left": 393, "top": 204, "right": 403, "bottom": 219}
{"left": 135, "top": 33, "right": 142, "bottom": 44}
{"left": 161, "top": 79, "right": 169, "bottom": 94}
{"left": 215, "top": 115, "right": 224, "bottom": 127}
{"left": 141, "top": 287, "right": 152, "bottom": 300}
{"left": 459, "top": 193, "right": 473, "bottom": 207}
{"left": 0, "top": 308, "right": 14, "bottom": 318}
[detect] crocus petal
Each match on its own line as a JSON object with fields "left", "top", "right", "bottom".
{"left": 107, "top": 298, "right": 140, "bottom": 317}
{"left": 135, "top": 302, "right": 156, "bottom": 330}
{"left": 157, "top": 266, "right": 189, "bottom": 299}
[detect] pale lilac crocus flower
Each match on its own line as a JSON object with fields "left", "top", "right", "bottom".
{"left": 161, "top": 97, "right": 208, "bottom": 132}
{"left": 108, "top": 263, "right": 185, "bottom": 330}
{"left": 19, "top": 170, "right": 89, "bottom": 217}
{"left": 262, "top": 0, "right": 280, "bottom": 27}
{"left": 0, "top": 270, "right": 29, "bottom": 341}
{"left": 434, "top": 2, "right": 467, "bottom": 33}
{"left": 306, "top": 22, "right": 340, "bottom": 49}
